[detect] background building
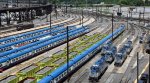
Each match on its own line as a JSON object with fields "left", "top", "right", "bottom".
{"left": 0, "top": 0, "right": 48, "bottom": 8}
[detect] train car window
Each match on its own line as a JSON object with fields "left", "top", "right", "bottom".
{"left": 59, "top": 75, "right": 61, "bottom": 80}
{"left": 0, "top": 64, "right": 2, "bottom": 67}
{"left": 64, "top": 71, "right": 67, "bottom": 75}
{"left": 50, "top": 81, "right": 53, "bottom": 83}
{"left": 55, "top": 78, "right": 58, "bottom": 82}
{"left": 6, "top": 61, "right": 10, "bottom": 65}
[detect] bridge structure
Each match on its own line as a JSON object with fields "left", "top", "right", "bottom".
{"left": 0, "top": 4, "right": 52, "bottom": 26}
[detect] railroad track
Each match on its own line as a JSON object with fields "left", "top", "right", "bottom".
{"left": 99, "top": 21, "right": 148, "bottom": 83}
{"left": 119, "top": 23, "right": 148, "bottom": 83}
{"left": 0, "top": 15, "right": 90, "bottom": 38}
{"left": 70, "top": 21, "right": 138, "bottom": 83}
{"left": 97, "top": 22, "right": 137, "bottom": 83}
{"left": 0, "top": 17, "right": 65, "bottom": 35}
{"left": 0, "top": 15, "right": 79, "bottom": 38}
{"left": 65, "top": 22, "right": 122, "bottom": 83}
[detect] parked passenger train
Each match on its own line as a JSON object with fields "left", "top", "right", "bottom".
{"left": 38, "top": 25, "right": 125, "bottom": 83}
{"left": 0, "top": 26, "right": 76, "bottom": 53}
{"left": 0, "top": 27, "right": 88, "bottom": 72}
{"left": 0, "top": 25, "right": 59, "bottom": 44}
{"left": 0, "top": 27, "right": 83, "bottom": 58}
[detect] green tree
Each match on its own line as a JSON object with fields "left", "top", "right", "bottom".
{"left": 119, "top": 0, "right": 129, "bottom": 5}
{"left": 48, "top": 0, "right": 145, "bottom": 6}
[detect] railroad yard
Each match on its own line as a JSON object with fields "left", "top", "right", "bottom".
{"left": 0, "top": 2, "right": 150, "bottom": 83}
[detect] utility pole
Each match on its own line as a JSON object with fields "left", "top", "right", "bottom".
{"left": 55, "top": 4, "right": 57, "bottom": 19}
{"left": 86, "top": 0, "right": 87, "bottom": 10}
{"left": 82, "top": 9, "right": 83, "bottom": 27}
{"left": 7, "top": 0, "right": 8, "bottom": 8}
{"left": 80, "top": 8, "right": 81, "bottom": 25}
{"left": 139, "top": 12, "right": 141, "bottom": 24}
{"left": 29, "top": 0, "right": 30, "bottom": 7}
{"left": 145, "top": 31, "right": 150, "bottom": 83}
{"left": 143, "top": 7, "right": 145, "bottom": 25}
{"left": 96, "top": 6, "right": 97, "bottom": 21}
{"left": 149, "top": 54, "right": 150, "bottom": 83}
{"left": 127, "top": 14, "right": 128, "bottom": 30}
{"left": 137, "top": 52, "right": 139, "bottom": 83}
{"left": 66, "top": 26, "right": 70, "bottom": 83}
{"left": 50, "top": 13, "right": 51, "bottom": 33}
{"left": 101, "top": 6, "right": 102, "bottom": 22}
{"left": 65, "top": 1, "right": 68, "bottom": 14}
{"left": 39, "top": 0, "right": 41, "bottom": 6}
{"left": 112, "top": 13, "right": 114, "bottom": 42}
{"left": 0, "top": 13, "right": 1, "bottom": 26}
{"left": 16, "top": 0, "right": 18, "bottom": 7}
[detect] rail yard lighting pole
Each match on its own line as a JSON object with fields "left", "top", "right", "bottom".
{"left": 137, "top": 52, "right": 139, "bottom": 83}
{"left": 66, "top": 26, "right": 70, "bottom": 83}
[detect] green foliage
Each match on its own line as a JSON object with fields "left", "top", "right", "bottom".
{"left": 48, "top": 0, "right": 146, "bottom": 6}
{"left": 119, "top": 0, "right": 129, "bottom": 5}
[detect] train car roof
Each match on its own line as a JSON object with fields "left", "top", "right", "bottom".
{"left": 0, "top": 38, "right": 41, "bottom": 57}
{"left": 0, "top": 26, "right": 64, "bottom": 51}
{"left": 0, "top": 48, "right": 17, "bottom": 57}
{"left": 0, "top": 57, "right": 9, "bottom": 63}
{"left": 0, "top": 27, "right": 49, "bottom": 42}
{"left": 38, "top": 75, "right": 53, "bottom": 83}
{"left": 0, "top": 25, "right": 60, "bottom": 43}
{"left": 36, "top": 66, "right": 52, "bottom": 75}
{"left": 0, "top": 36, "right": 15, "bottom": 42}
{"left": 0, "top": 25, "right": 61, "bottom": 44}
{"left": 8, "top": 47, "right": 32, "bottom": 59}
{"left": 0, "top": 75, "right": 17, "bottom": 83}
{"left": 72, "top": 54, "right": 84, "bottom": 63}
{"left": 95, "top": 57, "right": 105, "bottom": 65}
{"left": 50, "top": 60, "right": 74, "bottom": 78}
